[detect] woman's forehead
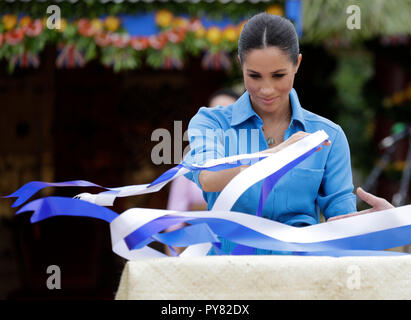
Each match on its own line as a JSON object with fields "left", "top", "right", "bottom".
{"left": 243, "top": 47, "right": 293, "bottom": 70}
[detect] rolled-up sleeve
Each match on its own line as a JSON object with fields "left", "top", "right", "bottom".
{"left": 317, "top": 126, "right": 357, "bottom": 220}
{"left": 182, "top": 107, "right": 225, "bottom": 190}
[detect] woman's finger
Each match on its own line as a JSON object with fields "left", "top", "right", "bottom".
{"left": 323, "top": 140, "right": 331, "bottom": 146}
{"left": 357, "top": 187, "right": 394, "bottom": 210}
{"left": 315, "top": 140, "right": 331, "bottom": 152}
{"left": 357, "top": 187, "right": 381, "bottom": 207}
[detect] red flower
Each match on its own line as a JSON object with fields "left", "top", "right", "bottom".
{"left": 187, "top": 18, "right": 202, "bottom": 32}
{"left": 0, "top": 34, "right": 3, "bottom": 48}
{"left": 4, "top": 28, "right": 24, "bottom": 45}
{"left": 77, "top": 18, "right": 94, "bottom": 37}
{"left": 111, "top": 33, "right": 130, "bottom": 48}
{"left": 24, "top": 19, "right": 43, "bottom": 37}
{"left": 130, "top": 37, "right": 149, "bottom": 51}
{"left": 148, "top": 33, "right": 167, "bottom": 50}
{"left": 166, "top": 28, "right": 186, "bottom": 44}
{"left": 94, "top": 32, "right": 112, "bottom": 47}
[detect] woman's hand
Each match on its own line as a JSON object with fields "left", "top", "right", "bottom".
{"left": 261, "top": 131, "right": 331, "bottom": 154}
{"left": 356, "top": 187, "right": 394, "bottom": 213}
{"left": 199, "top": 131, "right": 330, "bottom": 193}
{"left": 327, "top": 187, "right": 394, "bottom": 221}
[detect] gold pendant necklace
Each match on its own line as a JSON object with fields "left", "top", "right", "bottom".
{"left": 262, "top": 127, "right": 275, "bottom": 146}
{"left": 266, "top": 137, "right": 275, "bottom": 145}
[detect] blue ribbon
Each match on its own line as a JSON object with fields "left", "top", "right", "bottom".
{"left": 4, "top": 180, "right": 104, "bottom": 208}
{"left": 231, "top": 244, "right": 257, "bottom": 255}
{"left": 5, "top": 156, "right": 267, "bottom": 207}
{"left": 8, "top": 136, "right": 411, "bottom": 257}
{"left": 151, "top": 223, "right": 220, "bottom": 248}
{"left": 16, "top": 196, "right": 118, "bottom": 223}
{"left": 125, "top": 214, "right": 411, "bottom": 254}
{"left": 15, "top": 197, "right": 411, "bottom": 257}
{"left": 124, "top": 215, "right": 191, "bottom": 250}
{"left": 149, "top": 164, "right": 184, "bottom": 187}
{"left": 256, "top": 145, "right": 319, "bottom": 217}
{"left": 230, "top": 145, "right": 320, "bottom": 255}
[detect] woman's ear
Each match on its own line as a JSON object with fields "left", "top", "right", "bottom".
{"left": 237, "top": 54, "right": 242, "bottom": 66}
{"left": 295, "top": 53, "right": 302, "bottom": 73}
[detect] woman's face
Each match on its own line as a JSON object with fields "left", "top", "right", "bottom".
{"left": 241, "top": 46, "right": 301, "bottom": 116}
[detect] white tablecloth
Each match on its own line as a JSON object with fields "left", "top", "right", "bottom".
{"left": 115, "top": 255, "right": 411, "bottom": 300}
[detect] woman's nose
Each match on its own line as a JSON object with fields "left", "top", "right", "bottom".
{"left": 260, "top": 87, "right": 275, "bottom": 95}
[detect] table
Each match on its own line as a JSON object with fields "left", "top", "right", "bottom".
{"left": 115, "top": 255, "right": 411, "bottom": 299}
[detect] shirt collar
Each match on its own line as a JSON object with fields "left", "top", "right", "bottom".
{"left": 289, "top": 88, "right": 306, "bottom": 130}
{"left": 230, "top": 91, "right": 257, "bottom": 127}
{"left": 231, "top": 88, "right": 306, "bottom": 130}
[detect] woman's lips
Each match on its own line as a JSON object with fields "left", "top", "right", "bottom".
{"left": 260, "top": 96, "right": 277, "bottom": 104}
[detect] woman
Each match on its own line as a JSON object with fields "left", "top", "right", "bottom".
{"left": 183, "top": 13, "right": 390, "bottom": 255}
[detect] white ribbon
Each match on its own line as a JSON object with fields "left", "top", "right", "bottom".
{"left": 14, "top": 129, "right": 410, "bottom": 260}
{"left": 105, "top": 130, "right": 333, "bottom": 259}
{"left": 110, "top": 204, "right": 411, "bottom": 260}
{"left": 74, "top": 130, "right": 411, "bottom": 260}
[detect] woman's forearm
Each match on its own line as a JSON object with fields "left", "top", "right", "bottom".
{"left": 199, "top": 165, "right": 248, "bottom": 192}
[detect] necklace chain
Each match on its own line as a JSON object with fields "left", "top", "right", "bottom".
{"left": 261, "top": 109, "right": 291, "bottom": 146}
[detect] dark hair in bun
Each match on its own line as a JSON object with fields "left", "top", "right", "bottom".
{"left": 238, "top": 12, "right": 300, "bottom": 65}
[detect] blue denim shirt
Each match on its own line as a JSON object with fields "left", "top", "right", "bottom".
{"left": 183, "top": 88, "right": 357, "bottom": 254}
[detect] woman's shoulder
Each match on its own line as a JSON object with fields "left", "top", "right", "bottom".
{"left": 189, "top": 104, "right": 234, "bottom": 129}
{"left": 196, "top": 104, "right": 234, "bottom": 118}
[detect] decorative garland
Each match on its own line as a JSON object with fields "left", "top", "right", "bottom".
{"left": 0, "top": 4, "right": 289, "bottom": 72}
{"left": 1, "top": 0, "right": 410, "bottom": 72}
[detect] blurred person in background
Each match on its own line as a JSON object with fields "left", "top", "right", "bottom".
{"left": 208, "top": 88, "right": 241, "bottom": 109}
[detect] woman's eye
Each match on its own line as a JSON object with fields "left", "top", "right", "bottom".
{"left": 248, "top": 74, "right": 285, "bottom": 79}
